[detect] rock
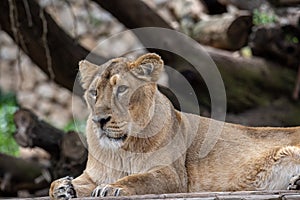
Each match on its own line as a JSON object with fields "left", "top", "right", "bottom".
{"left": 72, "top": 3, "right": 89, "bottom": 19}
{"left": 55, "top": 87, "right": 72, "bottom": 105}
{"left": 17, "top": 91, "right": 38, "bottom": 108}
{"left": 38, "top": 99, "right": 53, "bottom": 114}
{"left": 35, "top": 82, "right": 56, "bottom": 99}
{"left": 79, "top": 34, "right": 97, "bottom": 50}
{"left": 75, "top": 20, "right": 88, "bottom": 36}
{"left": 0, "top": 45, "right": 18, "bottom": 60}
{"left": 58, "top": 5, "right": 75, "bottom": 32}
{"left": 38, "top": 0, "right": 54, "bottom": 8}
{"left": 168, "top": 0, "right": 207, "bottom": 20}
{"left": 0, "top": 60, "right": 17, "bottom": 92}
{"left": 48, "top": 105, "right": 71, "bottom": 128}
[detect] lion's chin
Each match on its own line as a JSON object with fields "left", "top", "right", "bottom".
{"left": 93, "top": 124, "right": 128, "bottom": 149}
{"left": 97, "top": 130, "right": 127, "bottom": 149}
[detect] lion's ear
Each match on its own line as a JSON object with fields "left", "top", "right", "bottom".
{"left": 130, "top": 53, "right": 164, "bottom": 82}
{"left": 79, "top": 60, "right": 99, "bottom": 89}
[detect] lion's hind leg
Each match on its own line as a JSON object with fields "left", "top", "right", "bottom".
{"left": 254, "top": 145, "right": 300, "bottom": 190}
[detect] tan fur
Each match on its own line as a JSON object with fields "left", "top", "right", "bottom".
{"left": 50, "top": 53, "right": 300, "bottom": 199}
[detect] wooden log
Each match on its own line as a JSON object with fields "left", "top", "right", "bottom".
{"left": 277, "top": 7, "right": 300, "bottom": 28}
{"left": 13, "top": 109, "right": 63, "bottom": 159}
{"left": 192, "top": 13, "right": 253, "bottom": 50}
{"left": 205, "top": 46, "right": 296, "bottom": 113}
{"left": 218, "top": 0, "right": 266, "bottom": 11}
{"left": 3, "top": 108, "right": 88, "bottom": 196}
{"left": 13, "top": 108, "right": 87, "bottom": 179}
{"left": 249, "top": 24, "right": 300, "bottom": 67}
{"left": 0, "top": 153, "right": 49, "bottom": 195}
{"left": 268, "top": 0, "right": 300, "bottom": 7}
{"left": 51, "top": 131, "right": 87, "bottom": 179}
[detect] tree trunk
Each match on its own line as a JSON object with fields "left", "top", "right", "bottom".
{"left": 192, "top": 13, "right": 252, "bottom": 50}
{"left": 0, "top": 0, "right": 105, "bottom": 95}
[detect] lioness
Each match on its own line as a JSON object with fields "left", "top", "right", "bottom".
{"left": 50, "top": 53, "right": 300, "bottom": 199}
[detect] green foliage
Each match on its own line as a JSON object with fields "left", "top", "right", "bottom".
{"left": 253, "top": 9, "right": 276, "bottom": 25}
{"left": 64, "top": 119, "right": 86, "bottom": 135}
{"left": 0, "top": 90, "right": 19, "bottom": 156}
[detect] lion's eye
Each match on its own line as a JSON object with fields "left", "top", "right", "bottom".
{"left": 89, "top": 89, "right": 97, "bottom": 97}
{"left": 117, "top": 85, "right": 128, "bottom": 94}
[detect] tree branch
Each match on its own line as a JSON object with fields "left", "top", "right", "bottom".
{"left": 0, "top": 0, "right": 105, "bottom": 95}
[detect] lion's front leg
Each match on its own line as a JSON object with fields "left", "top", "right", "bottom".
{"left": 49, "top": 172, "right": 96, "bottom": 200}
{"left": 92, "top": 166, "right": 185, "bottom": 197}
{"left": 49, "top": 176, "right": 76, "bottom": 200}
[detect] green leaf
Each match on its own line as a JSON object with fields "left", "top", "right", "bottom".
{"left": 0, "top": 90, "right": 19, "bottom": 156}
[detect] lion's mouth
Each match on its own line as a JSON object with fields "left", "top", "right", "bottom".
{"left": 93, "top": 121, "right": 128, "bottom": 141}
{"left": 103, "top": 130, "right": 127, "bottom": 140}
{"left": 102, "top": 124, "right": 128, "bottom": 140}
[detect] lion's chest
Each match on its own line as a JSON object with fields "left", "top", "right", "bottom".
{"left": 86, "top": 149, "right": 152, "bottom": 184}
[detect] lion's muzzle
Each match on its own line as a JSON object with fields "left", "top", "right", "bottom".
{"left": 92, "top": 115, "right": 111, "bottom": 129}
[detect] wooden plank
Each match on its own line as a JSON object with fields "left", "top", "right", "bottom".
{"left": 2, "top": 190, "right": 300, "bottom": 200}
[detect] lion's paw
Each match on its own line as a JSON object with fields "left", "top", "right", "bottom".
{"left": 91, "top": 184, "right": 131, "bottom": 197}
{"left": 50, "top": 176, "right": 77, "bottom": 200}
{"left": 288, "top": 175, "right": 300, "bottom": 190}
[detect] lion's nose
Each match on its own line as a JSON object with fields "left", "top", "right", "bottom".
{"left": 92, "top": 116, "right": 111, "bottom": 129}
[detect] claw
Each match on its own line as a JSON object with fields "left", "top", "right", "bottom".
{"left": 50, "top": 176, "right": 76, "bottom": 200}
{"left": 288, "top": 175, "right": 300, "bottom": 190}
{"left": 114, "top": 188, "right": 121, "bottom": 196}
{"left": 92, "top": 184, "right": 125, "bottom": 197}
{"left": 100, "top": 185, "right": 109, "bottom": 197}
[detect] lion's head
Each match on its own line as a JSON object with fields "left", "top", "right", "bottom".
{"left": 79, "top": 53, "right": 164, "bottom": 149}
